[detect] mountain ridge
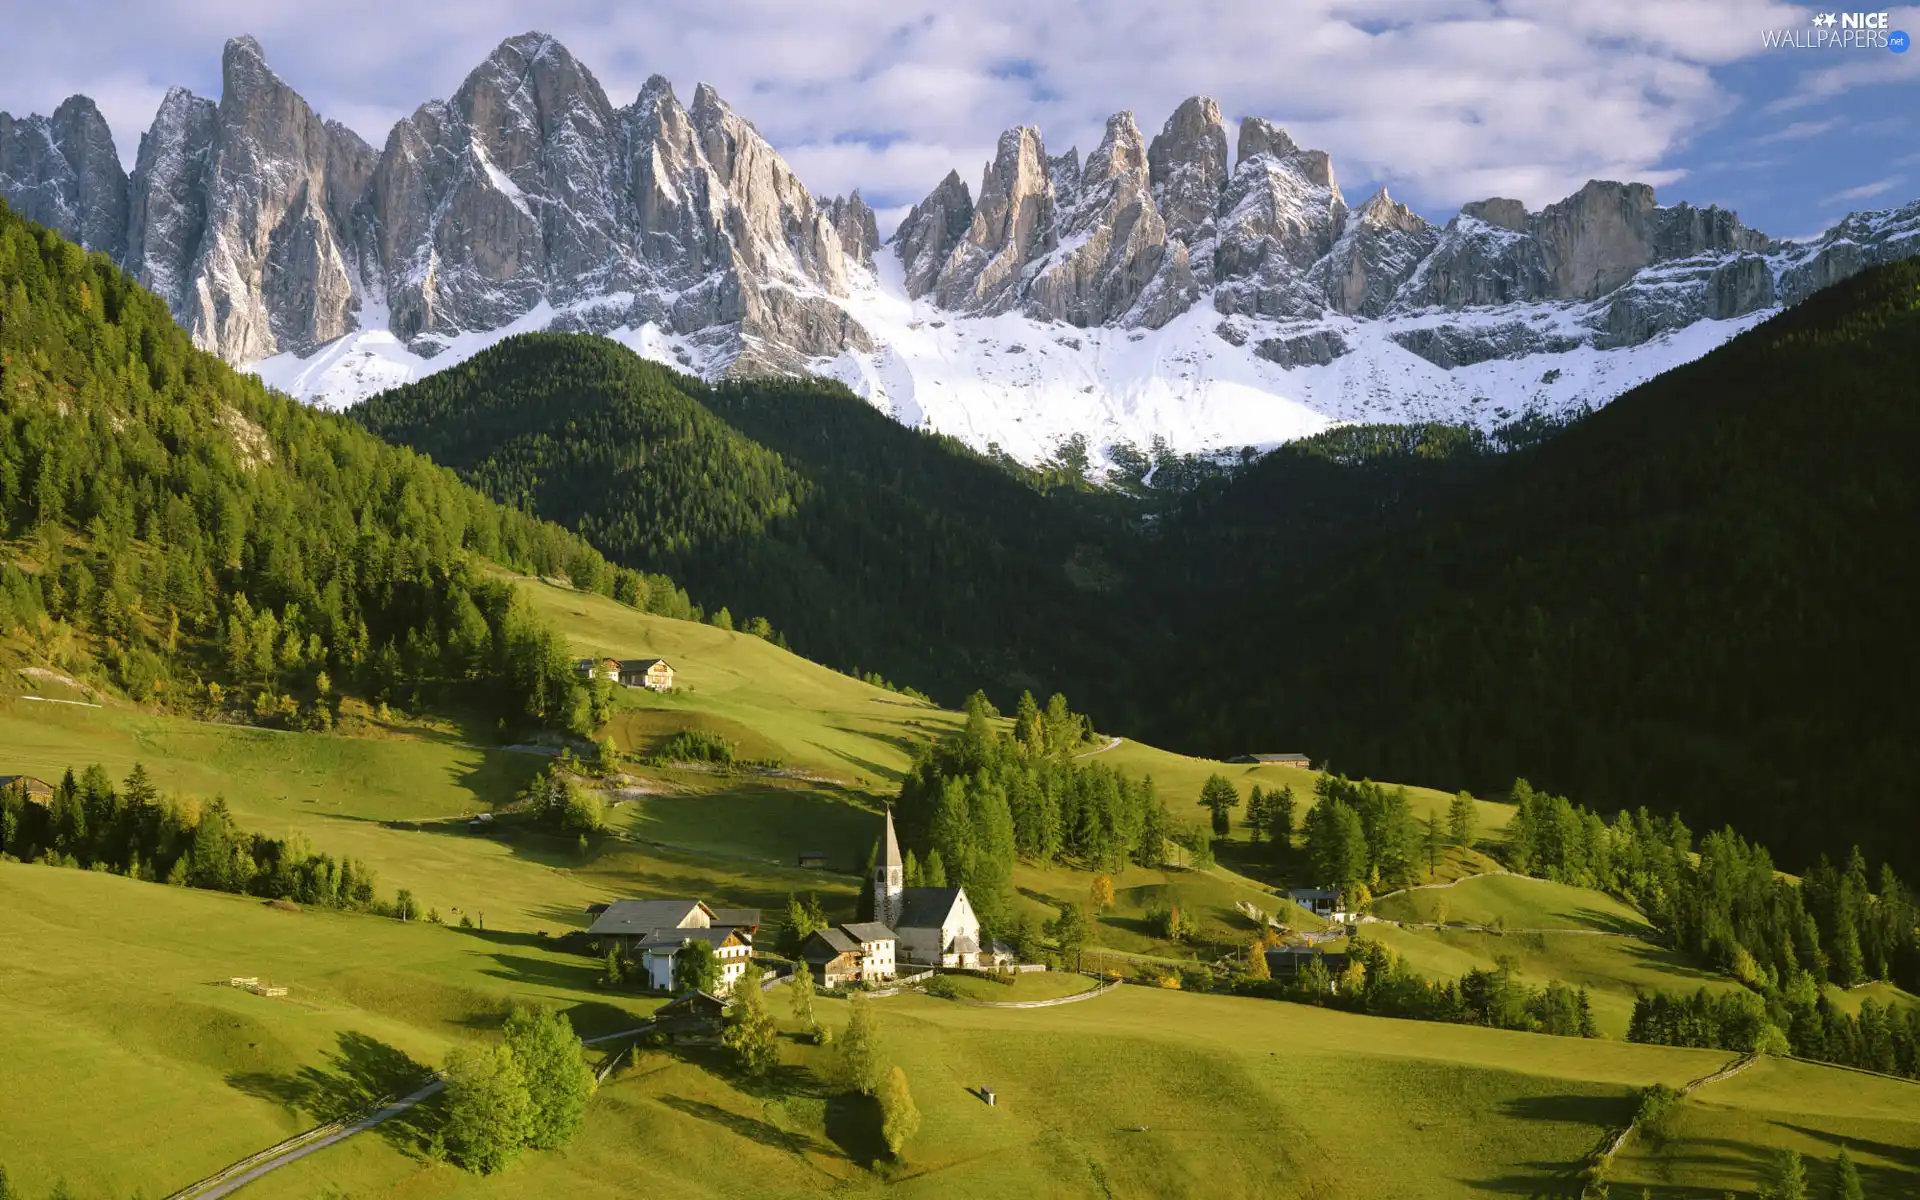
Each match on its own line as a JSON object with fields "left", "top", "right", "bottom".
{"left": 3, "top": 31, "right": 1917, "bottom": 465}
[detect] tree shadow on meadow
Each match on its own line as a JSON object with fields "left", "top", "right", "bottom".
{"left": 822, "top": 1090, "right": 888, "bottom": 1169}
{"left": 227, "top": 1030, "right": 440, "bottom": 1152}
{"left": 658, "top": 1094, "right": 834, "bottom": 1159}
{"left": 1462, "top": 1091, "right": 1635, "bottom": 1197}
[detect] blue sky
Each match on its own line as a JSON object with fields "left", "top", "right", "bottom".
{"left": 2, "top": 0, "right": 1914, "bottom": 240}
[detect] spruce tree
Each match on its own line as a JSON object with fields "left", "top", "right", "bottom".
{"left": 1829, "top": 1147, "right": 1863, "bottom": 1200}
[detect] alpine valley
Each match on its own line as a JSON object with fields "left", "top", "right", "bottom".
{"left": 3, "top": 32, "right": 1918, "bottom": 466}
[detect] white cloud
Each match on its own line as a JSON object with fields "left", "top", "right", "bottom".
{"left": 0, "top": 0, "right": 1894, "bottom": 229}
{"left": 1820, "top": 175, "right": 1904, "bottom": 204}
{"left": 1755, "top": 118, "right": 1841, "bottom": 142}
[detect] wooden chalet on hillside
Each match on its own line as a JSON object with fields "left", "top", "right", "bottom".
{"left": 587, "top": 898, "right": 760, "bottom": 993}
{"left": 1228, "top": 753, "right": 1311, "bottom": 768}
{"left": 0, "top": 775, "right": 54, "bottom": 805}
{"left": 620, "top": 659, "right": 674, "bottom": 691}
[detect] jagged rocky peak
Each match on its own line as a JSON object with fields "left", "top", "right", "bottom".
{"left": 933, "top": 125, "right": 1059, "bottom": 313}
{"left": 0, "top": 94, "right": 128, "bottom": 258}
{"left": 1460, "top": 197, "right": 1529, "bottom": 232}
{"left": 824, "top": 191, "right": 880, "bottom": 271}
{"left": 1320, "top": 188, "right": 1438, "bottom": 318}
{"left": 1212, "top": 115, "right": 1348, "bottom": 315}
{"left": 127, "top": 87, "right": 217, "bottom": 315}
{"left": 893, "top": 169, "right": 974, "bottom": 299}
{"left": 1147, "top": 96, "right": 1229, "bottom": 246}
{"left": 1029, "top": 110, "right": 1173, "bottom": 327}
{"left": 184, "top": 35, "right": 375, "bottom": 363}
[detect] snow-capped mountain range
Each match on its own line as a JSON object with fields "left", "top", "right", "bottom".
{"left": 3, "top": 34, "right": 1917, "bottom": 466}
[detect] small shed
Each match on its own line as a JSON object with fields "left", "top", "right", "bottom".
{"left": 797, "top": 850, "right": 829, "bottom": 870}
{"left": 1286, "top": 888, "right": 1340, "bottom": 918}
{"left": 1227, "top": 753, "right": 1311, "bottom": 768}
{"left": 653, "top": 990, "right": 731, "bottom": 1045}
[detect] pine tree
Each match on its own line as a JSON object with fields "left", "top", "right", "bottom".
{"left": 1763, "top": 1148, "right": 1807, "bottom": 1200}
{"left": 1829, "top": 1147, "right": 1864, "bottom": 1200}
{"left": 503, "top": 1005, "right": 596, "bottom": 1150}
{"left": 878, "top": 1065, "right": 921, "bottom": 1159}
{"left": 1198, "top": 774, "right": 1241, "bottom": 838}
{"left": 922, "top": 848, "right": 948, "bottom": 888}
{"left": 1448, "top": 791, "right": 1477, "bottom": 847}
{"left": 1272, "top": 785, "right": 1296, "bottom": 848}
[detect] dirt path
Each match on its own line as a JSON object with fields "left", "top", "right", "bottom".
{"left": 1072, "top": 737, "right": 1123, "bottom": 758}
{"left": 172, "top": 1026, "right": 654, "bottom": 1198}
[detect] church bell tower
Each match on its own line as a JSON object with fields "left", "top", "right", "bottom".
{"left": 875, "top": 807, "right": 905, "bottom": 926}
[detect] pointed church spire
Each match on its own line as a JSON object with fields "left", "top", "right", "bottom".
{"left": 882, "top": 806, "right": 902, "bottom": 874}
{"left": 875, "top": 807, "right": 905, "bottom": 927}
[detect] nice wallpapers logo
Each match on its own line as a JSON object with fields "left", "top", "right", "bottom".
{"left": 1762, "top": 10, "right": 1910, "bottom": 49}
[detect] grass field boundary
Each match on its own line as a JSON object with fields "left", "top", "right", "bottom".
{"left": 1577, "top": 1052, "right": 1757, "bottom": 1197}
{"left": 958, "top": 978, "right": 1123, "bottom": 1009}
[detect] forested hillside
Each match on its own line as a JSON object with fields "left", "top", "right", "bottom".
{"left": 1159, "top": 259, "right": 1920, "bottom": 875}
{"left": 353, "top": 335, "right": 1143, "bottom": 706}
{"left": 0, "top": 200, "right": 691, "bottom": 731}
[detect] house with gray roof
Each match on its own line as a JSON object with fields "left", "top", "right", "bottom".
{"left": 587, "top": 897, "right": 761, "bottom": 993}
{"left": 799, "top": 921, "right": 898, "bottom": 988}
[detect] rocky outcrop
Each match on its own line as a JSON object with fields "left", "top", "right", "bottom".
{"left": 0, "top": 95, "right": 128, "bottom": 257}
{"left": 1211, "top": 117, "right": 1350, "bottom": 319}
{"left": 824, "top": 191, "right": 880, "bottom": 271}
{"left": 1254, "top": 329, "right": 1349, "bottom": 368}
{"left": 894, "top": 170, "right": 974, "bottom": 299}
{"left": 1319, "top": 189, "right": 1436, "bottom": 318}
{"left": 126, "top": 88, "right": 217, "bottom": 317}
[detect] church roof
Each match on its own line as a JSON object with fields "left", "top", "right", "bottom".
{"left": 895, "top": 886, "right": 966, "bottom": 930}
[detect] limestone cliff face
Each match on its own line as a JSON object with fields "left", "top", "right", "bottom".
{"left": 1027, "top": 112, "right": 1170, "bottom": 327}
{"left": 186, "top": 36, "right": 376, "bottom": 363}
{"left": 126, "top": 88, "right": 218, "bottom": 318}
{"left": 932, "top": 126, "right": 1060, "bottom": 314}
{"left": 0, "top": 95, "right": 128, "bottom": 258}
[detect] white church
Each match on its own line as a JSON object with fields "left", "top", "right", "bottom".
{"left": 873, "top": 808, "right": 991, "bottom": 969}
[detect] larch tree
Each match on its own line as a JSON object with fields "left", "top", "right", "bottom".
{"left": 723, "top": 962, "right": 780, "bottom": 1077}
{"left": 878, "top": 1065, "right": 921, "bottom": 1159}
{"left": 1198, "top": 774, "right": 1241, "bottom": 838}
{"left": 840, "top": 994, "right": 887, "bottom": 1095}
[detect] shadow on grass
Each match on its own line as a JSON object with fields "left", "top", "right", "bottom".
{"left": 1566, "top": 905, "right": 1655, "bottom": 936}
{"left": 1460, "top": 1091, "right": 1636, "bottom": 1197}
{"left": 659, "top": 1094, "right": 834, "bottom": 1158}
{"left": 227, "top": 1031, "right": 439, "bottom": 1153}
{"left": 822, "top": 1091, "right": 887, "bottom": 1168}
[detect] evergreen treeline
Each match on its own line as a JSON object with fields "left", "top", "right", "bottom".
{"left": 1, "top": 765, "right": 381, "bottom": 909}
{"left": 350, "top": 335, "right": 1146, "bottom": 712}
{"left": 1275, "top": 938, "right": 1599, "bottom": 1040}
{"left": 0, "top": 201, "right": 692, "bottom": 730}
{"left": 1299, "top": 775, "right": 1423, "bottom": 900}
{"left": 1498, "top": 779, "right": 1920, "bottom": 996}
{"left": 891, "top": 691, "right": 1180, "bottom": 932}
{"left": 1628, "top": 987, "right": 1920, "bottom": 1080}
{"left": 1160, "top": 260, "right": 1920, "bottom": 877}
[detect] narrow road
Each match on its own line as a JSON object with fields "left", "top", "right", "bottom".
{"left": 1073, "top": 736, "right": 1123, "bottom": 758}
{"left": 177, "top": 1025, "right": 654, "bottom": 1198}
{"left": 194, "top": 1079, "right": 445, "bottom": 1200}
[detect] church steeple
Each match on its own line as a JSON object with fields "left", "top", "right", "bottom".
{"left": 875, "top": 807, "right": 905, "bottom": 926}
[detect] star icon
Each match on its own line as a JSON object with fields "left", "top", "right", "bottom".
{"left": 1814, "top": 12, "right": 1838, "bottom": 26}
